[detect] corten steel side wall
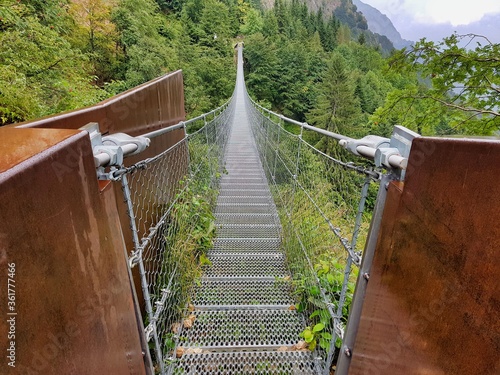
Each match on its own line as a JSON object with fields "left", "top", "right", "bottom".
{"left": 15, "top": 70, "right": 188, "bottom": 311}
{"left": 0, "top": 128, "right": 147, "bottom": 374}
{"left": 0, "top": 71, "right": 187, "bottom": 373}
{"left": 348, "top": 137, "right": 500, "bottom": 375}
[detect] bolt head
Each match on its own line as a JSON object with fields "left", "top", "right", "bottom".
{"left": 344, "top": 347, "right": 352, "bottom": 357}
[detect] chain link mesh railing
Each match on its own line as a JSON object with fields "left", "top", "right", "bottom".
{"left": 115, "top": 99, "right": 234, "bottom": 373}
{"left": 247, "top": 94, "right": 384, "bottom": 372}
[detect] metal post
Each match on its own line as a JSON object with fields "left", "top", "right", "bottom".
{"left": 261, "top": 114, "right": 271, "bottom": 171}
{"left": 272, "top": 121, "right": 281, "bottom": 183}
{"left": 182, "top": 123, "right": 192, "bottom": 179}
{"left": 325, "top": 176, "right": 372, "bottom": 373}
{"left": 335, "top": 172, "right": 393, "bottom": 374}
{"left": 121, "top": 174, "right": 165, "bottom": 374}
{"left": 203, "top": 115, "right": 215, "bottom": 188}
{"left": 289, "top": 126, "right": 304, "bottom": 220}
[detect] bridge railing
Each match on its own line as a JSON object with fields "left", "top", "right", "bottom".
{"left": 105, "top": 98, "right": 234, "bottom": 372}
{"left": 247, "top": 94, "right": 389, "bottom": 372}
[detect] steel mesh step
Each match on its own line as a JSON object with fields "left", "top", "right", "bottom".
{"left": 225, "top": 161, "right": 261, "bottom": 165}
{"left": 225, "top": 173, "right": 264, "bottom": 179}
{"left": 219, "top": 182, "right": 269, "bottom": 190}
{"left": 203, "top": 254, "right": 287, "bottom": 278}
{"left": 219, "top": 189, "right": 271, "bottom": 197}
{"left": 210, "top": 238, "right": 281, "bottom": 253}
{"left": 215, "top": 204, "right": 275, "bottom": 215}
{"left": 174, "top": 351, "right": 317, "bottom": 374}
{"left": 225, "top": 151, "right": 256, "bottom": 155}
{"left": 217, "top": 224, "right": 280, "bottom": 238}
{"left": 225, "top": 162, "right": 262, "bottom": 169}
{"left": 191, "top": 280, "right": 294, "bottom": 308}
{"left": 217, "top": 196, "right": 272, "bottom": 205}
{"left": 220, "top": 177, "right": 267, "bottom": 184}
{"left": 215, "top": 213, "right": 277, "bottom": 225}
{"left": 178, "top": 310, "right": 303, "bottom": 349}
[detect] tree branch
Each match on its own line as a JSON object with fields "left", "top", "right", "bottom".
{"left": 417, "top": 95, "right": 499, "bottom": 117}
{"left": 483, "top": 75, "right": 500, "bottom": 94}
{"left": 26, "top": 58, "right": 65, "bottom": 78}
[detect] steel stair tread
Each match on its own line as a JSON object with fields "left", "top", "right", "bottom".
{"left": 191, "top": 279, "right": 295, "bottom": 308}
{"left": 216, "top": 225, "right": 280, "bottom": 238}
{"left": 178, "top": 310, "right": 303, "bottom": 350}
{"left": 203, "top": 254, "right": 287, "bottom": 278}
{"left": 215, "top": 213, "right": 278, "bottom": 225}
{"left": 217, "top": 196, "right": 272, "bottom": 204}
{"left": 174, "top": 351, "right": 317, "bottom": 374}
{"left": 215, "top": 204, "right": 276, "bottom": 214}
{"left": 210, "top": 238, "right": 281, "bottom": 253}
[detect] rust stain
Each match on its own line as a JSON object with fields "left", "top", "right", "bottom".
{"left": 350, "top": 137, "right": 500, "bottom": 375}
{"left": 0, "top": 128, "right": 79, "bottom": 173}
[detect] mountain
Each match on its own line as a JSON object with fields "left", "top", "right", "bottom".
{"left": 261, "top": 0, "right": 342, "bottom": 15}
{"left": 353, "top": 0, "right": 413, "bottom": 49}
{"left": 397, "top": 13, "right": 500, "bottom": 44}
{"left": 262, "top": 0, "right": 395, "bottom": 54}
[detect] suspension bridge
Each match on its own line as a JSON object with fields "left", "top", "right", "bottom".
{"left": 1, "top": 45, "right": 498, "bottom": 375}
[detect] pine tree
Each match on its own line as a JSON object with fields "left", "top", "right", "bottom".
{"left": 307, "top": 53, "right": 362, "bottom": 154}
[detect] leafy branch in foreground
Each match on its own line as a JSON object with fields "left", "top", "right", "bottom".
{"left": 380, "top": 33, "right": 500, "bottom": 135}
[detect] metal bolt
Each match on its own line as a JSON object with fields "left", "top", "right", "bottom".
{"left": 363, "top": 273, "right": 370, "bottom": 281}
{"left": 344, "top": 347, "right": 352, "bottom": 357}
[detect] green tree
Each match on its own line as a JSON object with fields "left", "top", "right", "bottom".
{"left": 199, "top": 0, "right": 231, "bottom": 48}
{"left": 262, "top": 10, "right": 278, "bottom": 38}
{"left": 355, "top": 71, "right": 389, "bottom": 115}
{"left": 240, "top": 7, "right": 263, "bottom": 35}
{"left": 69, "top": 0, "right": 119, "bottom": 84}
{"left": 244, "top": 33, "right": 279, "bottom": 103}
{"left": 112, "top": 0, "right": 173, "bottom": 88}
{"left": 306, "top": 53, "right": 362, "bottom": 153}
{"left": 387, "top": 33, "right": 500, "bottom": 135}
{"left": 0, "top": 1, "right": 105, "bottom": 124}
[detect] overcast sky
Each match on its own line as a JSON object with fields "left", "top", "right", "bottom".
{"left": 360, "top": 0, "right": 500, "bottom": 42}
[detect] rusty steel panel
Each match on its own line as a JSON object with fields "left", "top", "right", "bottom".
{"left": 14, "top": 71, "right": 186, "bottom": 136}
{"left": 0, "top": 128, "right": 147, "bottom": 374}
{"left": 11, "top": 70, "right": 188, "bottom": 319}
{"left": 349, "top": 137, "right": 500, "bottom": 374}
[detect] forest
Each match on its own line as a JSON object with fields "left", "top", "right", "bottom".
{"left": 0, "top": 0, "right": 499, "bottom": 140}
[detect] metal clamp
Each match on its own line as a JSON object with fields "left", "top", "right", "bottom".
{"left": 339, "top": 135, "right": 390, "bottom": 157}
{"left": 375, "top": 147, "right": 406, "bottom": 169}
{"left": 93, "top": 145, "right": 124, "bottom": 167}
{"left": 339, "top": 126, "right": 420, "bottom": 178}
{"left": 102, "top": 132, "right": 150, "bottom": 157}
{"left": 144, "top": 323, "right": 154, "bottom": 342}
{"left": 128, "top": 250, "right": 142, "bottom": 268}
{"left": 80, "top": 122, "right": 151, "bottom": 169}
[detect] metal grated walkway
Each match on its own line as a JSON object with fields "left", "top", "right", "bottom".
{"left": 175, "top": 46, "right": 316, "bottom": 373}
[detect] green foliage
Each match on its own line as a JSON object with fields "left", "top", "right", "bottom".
{"left": 380, "top": 33, "right": 500, "bottom": 135}
{"left": 240, "top": 7, "right": 264, "bottom": 35}
{"left": 111, "top": 0, "right": 172, "bottom": 88}
{"left": 263, "top": 124, "right": 373, "bottom": 358}
{"left": 151, "top": 139, "right": 220, "bottom": 359}
{"left": 69, "top": 0, "right": 119, "bottom": 84}
{"left": 243, "top": 4, "right": 498, "bottom": 139}
{"left": 306, "top": 52, "right": 362, "bottom": 154}
{"left": 300, "top": 322, "right": 331, "bottom": 351}
{"left": 0, "top": 1, "right": 106, "bottom": 124}
{"left": 0, "top": 0, "right": 237, "bottom": 125}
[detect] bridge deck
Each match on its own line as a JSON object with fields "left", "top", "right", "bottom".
{"left": 174, "top": 47, "right": 316, "bottom": 373}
